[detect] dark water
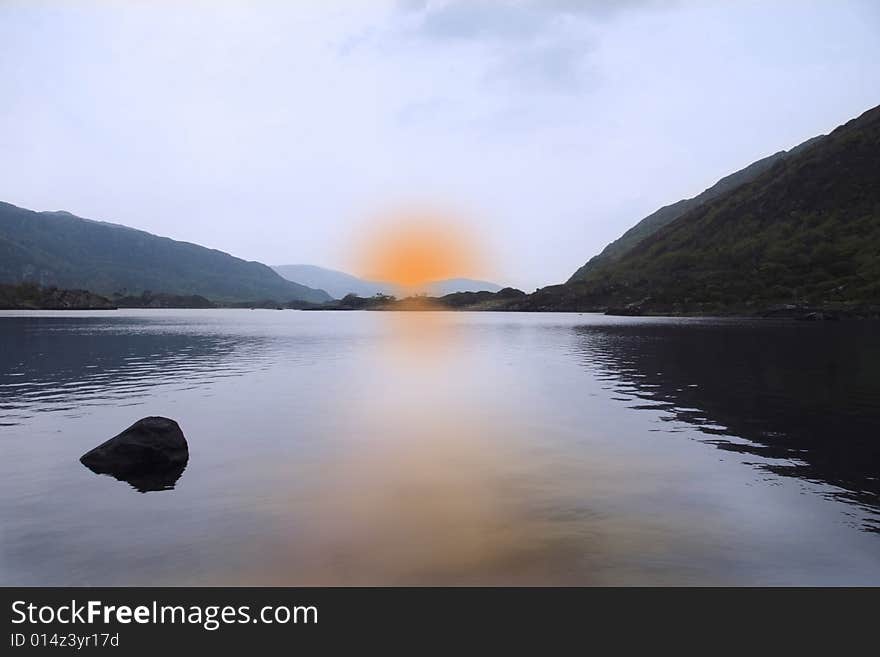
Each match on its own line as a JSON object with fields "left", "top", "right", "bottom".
{"left": 1, "top": 310, "right": 878, "bottom": 585}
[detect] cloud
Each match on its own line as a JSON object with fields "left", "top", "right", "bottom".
{"left": 529, "top": 0, "right": 673, "bottom": 19}
{"left": 396, "top": 0, "right": 431, "bottom": 13}
{"left": 387, "top": 0, "right": 660, "bottom": 96}
{"left": 410, "top": 1, "right": 550, "bottom": 42}
{"left": 358, "top": 2, "right": 586, "bottom": 102}
{"left": 399, "top": 0, "right": 672, "bottom": 42}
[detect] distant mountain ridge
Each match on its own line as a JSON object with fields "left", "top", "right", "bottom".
{"left": 0, "top": 202, "right": 331, "bottom": 303}
{"left": 273, "top": 264, "right": 386, "bottom": 299}
{"left": 569, "top": 135, "right": 824, "bottom": 282}
{"left": 273, "top": 264, "right": 502, "bottom": 299}
{"left": 426, "top": 278, "right": 503, "bottom": 297}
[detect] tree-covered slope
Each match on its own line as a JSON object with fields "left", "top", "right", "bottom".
{"left": 523, "top": 104, "right": 880, "bottom": 314}
{"left": 0, "top": 282, "right": 116, "bottom": 310}
{"left": 569, "top": 136, "right": 823, "bottom": 282}
{"left": 0, "top": 203, "right": 331, "bottom": 303}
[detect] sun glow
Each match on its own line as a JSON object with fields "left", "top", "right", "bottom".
{"left": 351, "top": 206, "right": 487, "bottom": 293}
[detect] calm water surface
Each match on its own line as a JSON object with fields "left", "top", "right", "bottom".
{"left": 1, "top": 309, "right": 878, "bottom": 585}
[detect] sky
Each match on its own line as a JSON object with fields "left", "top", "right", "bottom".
{"left": 1, "top": 0, "right": 878, "bottom": 290}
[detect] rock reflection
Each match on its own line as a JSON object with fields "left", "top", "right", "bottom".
{"left": 81, "top": 458, "right": 188, "bottom": 493}
{"left": 571, "top": 320, "right": 880, "bottom": 530}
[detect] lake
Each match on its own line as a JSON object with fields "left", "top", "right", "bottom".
{"left": 1, "top": 309, "right": 878, "bottom": 585}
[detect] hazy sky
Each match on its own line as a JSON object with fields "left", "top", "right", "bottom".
{"left": 1, "top": 1, "right": 878, "bottom": 289}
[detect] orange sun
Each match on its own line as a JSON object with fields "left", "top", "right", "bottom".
{"left": 352, "top": 206, "right": 486, "bottom": 291}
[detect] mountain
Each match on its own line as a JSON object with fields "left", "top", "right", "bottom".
{"left": 273, "top": 264, "right": 502, "bottom": 299}
{"left": 520, "top": 104, "right": 880, "bottom": 314}
{"left": 273, "top": 264, "right": 387, "bottom": 299}
{"left": 569, "top": 136, "right": 824, "bottom": 282}
{"left": 0, "top": 202, "right": 331, "bottom": 303}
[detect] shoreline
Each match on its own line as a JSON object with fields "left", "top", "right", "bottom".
{"left": 3, "top": 305, "right": 878, "bottom": 320}
{"left": 2, "top": 283, "right": 876, "bottom": 320}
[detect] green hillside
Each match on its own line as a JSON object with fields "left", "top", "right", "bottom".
{"left": 0, "top": 203, "right": 331, "bottom": 303}
{"left": 522, "top": 104, "right": 880, "bottom": 314}
{"left": 569, "top": 136, "right": 823, "bottom": 282}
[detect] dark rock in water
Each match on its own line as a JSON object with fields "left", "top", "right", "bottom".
{"left": 80, "top": 417, "right": 189, "bottom": 492}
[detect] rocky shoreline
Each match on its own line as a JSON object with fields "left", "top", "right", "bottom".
{"left": 2, "top": 282, "right": 877, "bottom": 319}
{"left": 0, "top": 283, "right": 116, "bottom": 310}
{"left": 306, "top": 290, "right": 879, "bottom": 319}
